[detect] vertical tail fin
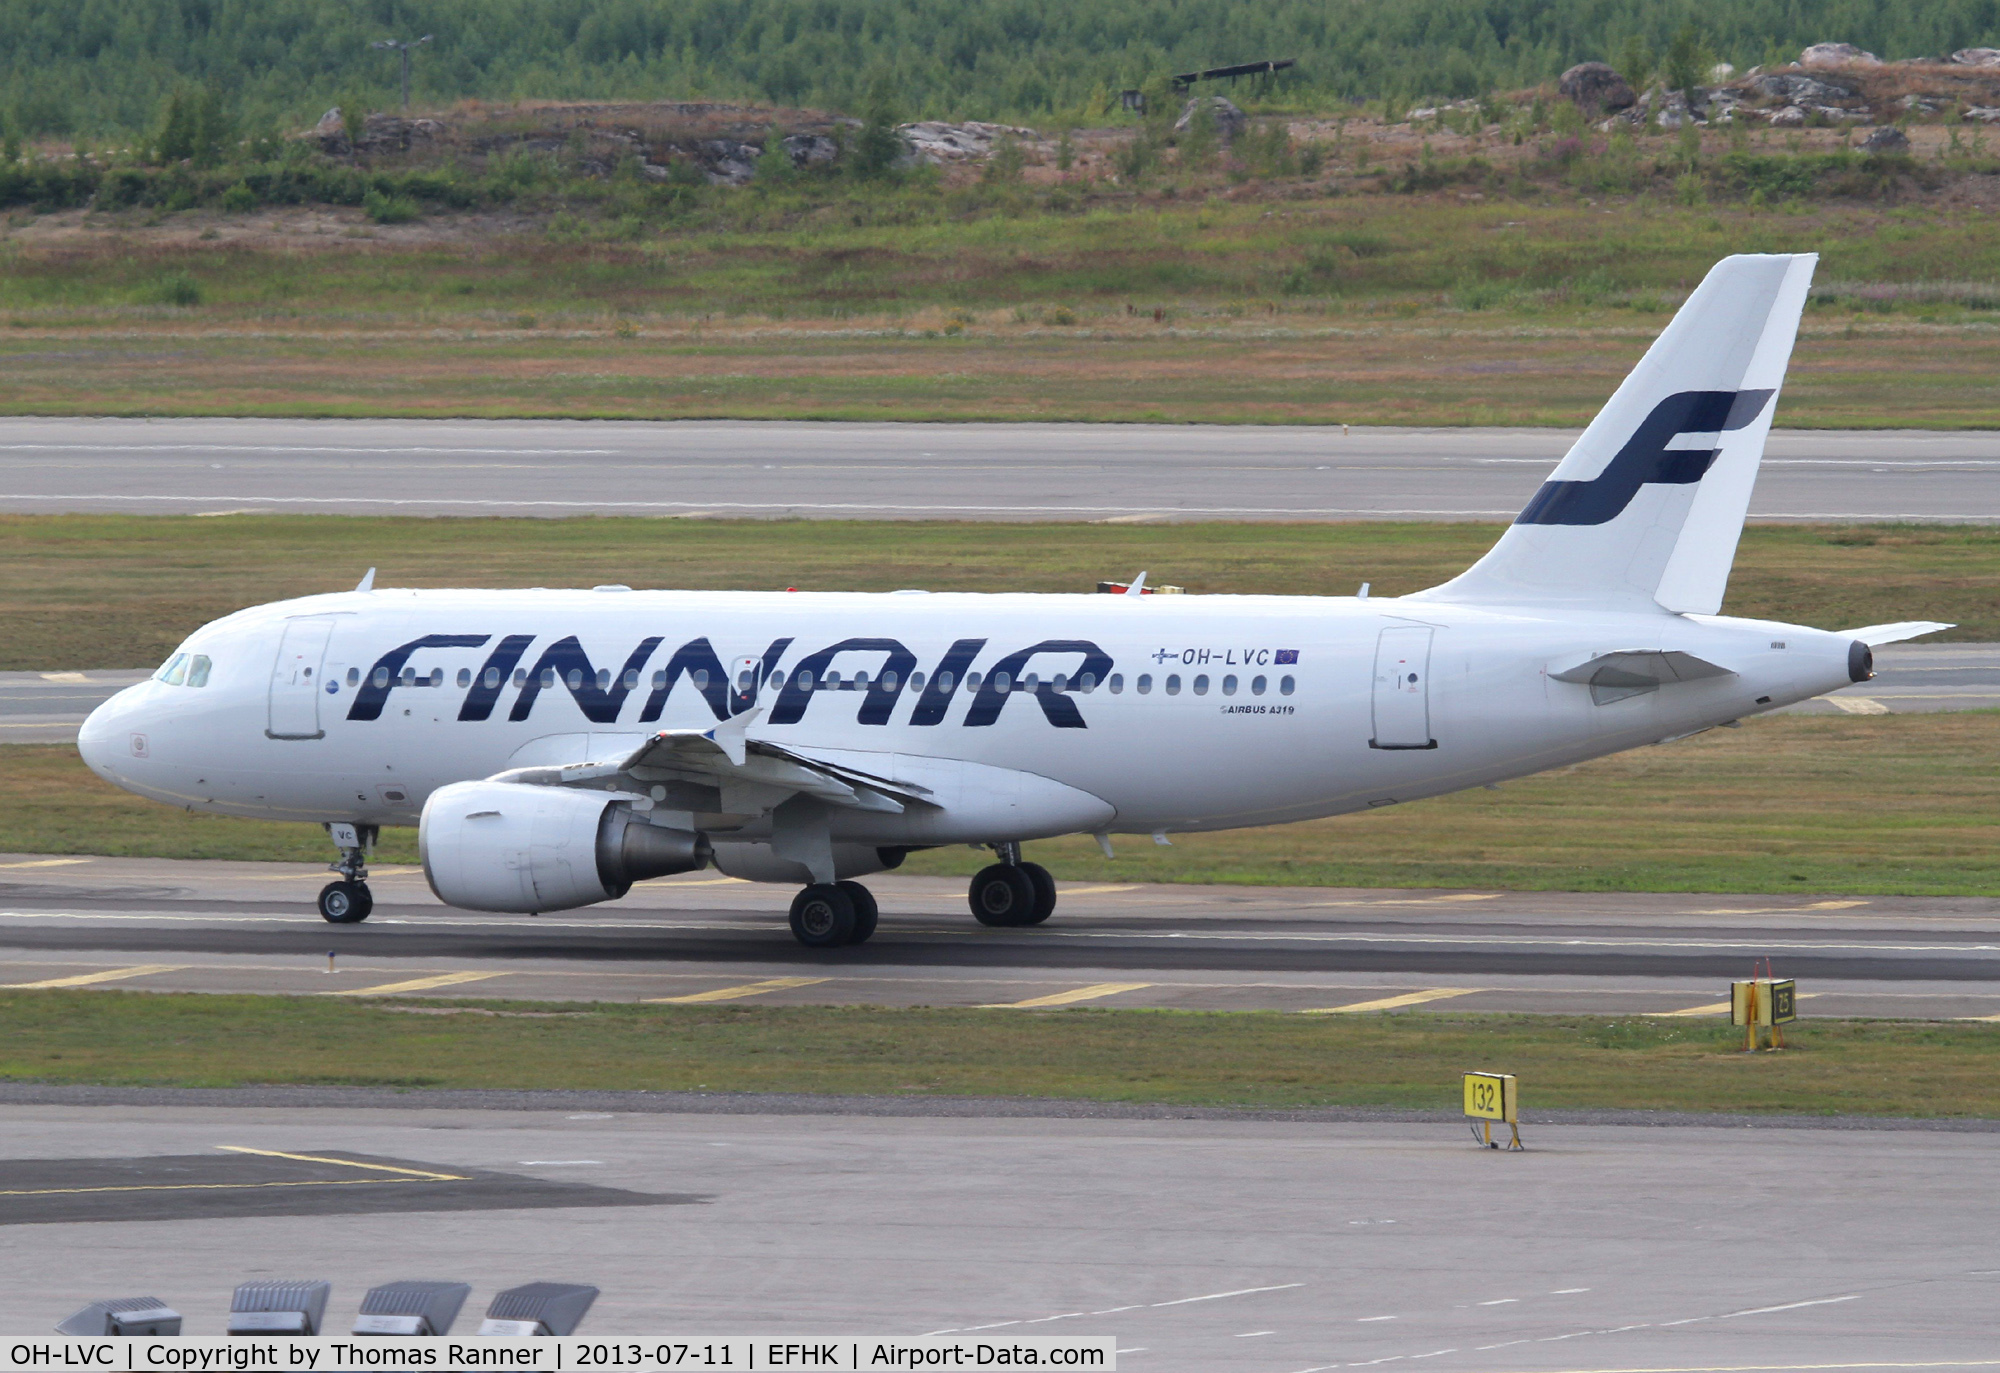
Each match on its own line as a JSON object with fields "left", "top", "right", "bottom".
{"left": 1418, "top": 253, "right": 1816, "bottom": 614}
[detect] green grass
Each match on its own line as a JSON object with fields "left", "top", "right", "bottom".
{"left": 5, "top": 993, "right": 1997, "bottom": 1118}
{"left": 12, "top": 709, "right": 1999, "bottom": 894}
{"left": 9, "top": 195, "right": 2000, "bottom": 423}
{"left": 4, "top": 515, "right": 1993, "bottom": 671}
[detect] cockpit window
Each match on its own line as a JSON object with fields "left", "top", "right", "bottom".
{"left": 186, "top": 655, "right": 212, "bottom": 688}
{"left": 155, "top": 653, "right": 188, "bottom": 685}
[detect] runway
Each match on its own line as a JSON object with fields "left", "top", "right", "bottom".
{"left": 8, "top": 641, "right": 1991, "bottom": 747}
{"left": 4, "top": 416, "right": 2000, "bottom": 521}
{"left": 4, "top": 855, "right": 1998, "bottom": 1019}
{"left": 1, "top": 1097, "right": 1997, "bottom": 1365}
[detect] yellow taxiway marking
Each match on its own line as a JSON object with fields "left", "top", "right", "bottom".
{"left": 984, "top": 981, "right": 1154, "bottom": 1008}
{"left": 1962, "top": 1012, "right": 2000, "bottom": 1022}
{"left": 1827, "top": 696, "right": 1891, "bottom": 715}
{"left": 1686, "top": 900, "right": 1868, "bottom": 915}
{"left": 327, "top": 970, "right": 507, "bottom": 997}
{"left": 1658, "top": 993, "right": 1822, "bottom": 1017}
{"left": 0, "top": 858, "right": 90, "bottom": 870}
{"left": 1303, "top": 988, "right": 1482, "bottom": 1014}
{"left": 647, "top": 976, "right": 830, "bottom": 1004}
{"left": 1058, "top": 885, "right": 1144, "bottom": 896}
{"left": 2, "top": 1146, "right": 467, "bottom": 1197}
{"left": 215, "top": 1146, "right": 467, "bottom": 1180}
{"left": 3, "top": 963, "right": 182, "bottom": 989}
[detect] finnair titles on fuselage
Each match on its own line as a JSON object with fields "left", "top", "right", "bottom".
{"left": 79, "top": 254, "right": 1947, "bottom": 946}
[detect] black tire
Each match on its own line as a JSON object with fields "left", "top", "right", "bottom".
{"left": 837, "top": 881, "right": 879, "bottom": 945}
{"left": 789, "top": 883, "right": 857, "bottom": 948}
{"left": 969, "top": 864, "right": 1038, "bottom": 926}
{"left": 318, "top": 880, "right": 372, "bottom": 924}
{"left": 1018, "top": 862, "right": 1057, "bottom": 925}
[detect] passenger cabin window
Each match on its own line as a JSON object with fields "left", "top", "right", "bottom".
{"left": 155, "top": 653, "right": 188, "bottom": 685}
{"left": 347, "top": 667, "right": 361, "bottom": 687}
{"left": 1192, "top": 674, "right": 1209, "bottom": 696}
{"left": 1221, "top": 674, "right": 1237, "bottom": 696}
{"left": 1280, "top": 675, "right": 1296, "bottom": 696}
{"left": 1165, "top": 674, "right": 1182, "bottom": 695}
{"left": 373, "top": 667, "right": 391, "bottom": 689}
{"left": 910, "top": 671, "right": 927, "bottom": 691}
{"left": 1136, "top": 674, "right": 1151, "bottom": 694}
{"left": 1108, "top": 673, "right": 1124, "bottom": 694}
{"left": 186, "top": 655, "right": 212, "bottom": 688}
{"left": 966, "top": 672, "right": 982, "bottom": 689}
{"left": 457, "top": 668, "right": 472, "bottom": 688}
{"left": 1251, "top": 675, "right": 1267, "bottom": 696}
{"left": 991, "top": 671, "right": 1012, "bottom": 693}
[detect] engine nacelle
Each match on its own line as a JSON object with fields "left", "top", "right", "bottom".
{"left": 420, "top": 781, "right": 709, "bottom": 913}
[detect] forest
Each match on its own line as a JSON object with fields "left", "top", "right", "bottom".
{"left": 4, "top": 0, "right": 2000, "bottom": 137}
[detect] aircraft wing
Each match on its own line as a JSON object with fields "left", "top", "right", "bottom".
{"left": 1842, "top": 621, "right": 1955, "bottom": 647}
{"left": 487, "top": 709, "right": 927, "bottom": 817}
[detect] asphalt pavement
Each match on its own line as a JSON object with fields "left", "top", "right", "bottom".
{"left": 4, "top": 416, "right": 2000, "bottom": 520}
{"left": 4, "top": 856, "right": 1997, "bottom": 1019}
{"left": 1, "top": 1098, "right": 1995, "bottom": 1364}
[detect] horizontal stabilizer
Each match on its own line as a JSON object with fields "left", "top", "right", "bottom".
{"left": 1550, "top": 649, "right": 1734, "bottom": 685}
{"left": 1551, "top": 649, "right": 1734, "bottom": 706}
{"left": 1843, "top": 620, "right": 1955, "bottom": 647}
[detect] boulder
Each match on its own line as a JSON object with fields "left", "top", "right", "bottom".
{"left": 1768, "top": 106, "right": 1807, "bottom": 126}
{"left": 1800, "top": 42, "right": 1881, "bottom": 68}
{"left": 313, "top": 107, "right": 348, "bottom": 153}
{"left": 1860, "top": 125, "right": 1910, "bottom": 153}
{"left": 782, "top": 133, "right": 837, "bottom": 167}
{"left": 1964, "top": 106, "right": 2000, "bottom": 123}
{"left": 1952, "top": 48, "right": 2000, "bottom": 66}
{"left": 698, "top": 138, "right": 761, "bottom": 185}
{"left": 898, "top": 120, "right": 1038, "bottom": 163}
{"left": 1558, "top": 62, "right": 1636, "bottom": 113}
{"left": 1752, "top": 72, "right": 1859, "bottom": 104}
{"left": 1173, "top": 96, "right": 1247, "bottom": 142}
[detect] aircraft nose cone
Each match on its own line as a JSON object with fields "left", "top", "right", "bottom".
{"left": 77, "top": 684, "right": 147, "bottom": 779}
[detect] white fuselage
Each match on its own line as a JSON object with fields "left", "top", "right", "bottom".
{"left": 78, "top": 586, "right": 1859, "bottom": 856}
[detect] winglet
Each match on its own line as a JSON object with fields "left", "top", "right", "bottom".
{"left": 704, "top": 706, "right": 763, "bottom": 766}
{"left": 355, "top": 567, "right": 376, "bottom": 593}
{"left": 1124, "top": 571, "right": 1148, "bottom": 597}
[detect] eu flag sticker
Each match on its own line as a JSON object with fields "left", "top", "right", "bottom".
{"left": 1275, "top": 649, "right": 1299, "bottom": 664}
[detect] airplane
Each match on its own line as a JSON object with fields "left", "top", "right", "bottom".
{"left": 78, "top": 252, "right": 1949, "bottom": 948}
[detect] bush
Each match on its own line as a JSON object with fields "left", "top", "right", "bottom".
{"left": 148, "top": 271, "right": 202, "bottom": 307}
{"left": 362, "top": 189, "right": 419, "bottom": 224}
{"left": 219, "top": 181, "right": 257, "bottom": 213}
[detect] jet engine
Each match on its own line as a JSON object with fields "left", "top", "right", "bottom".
{"left": 420, "top": 780, "right": 710, "bottom": 913}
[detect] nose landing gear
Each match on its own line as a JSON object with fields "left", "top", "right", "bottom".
{"left": 969, "top": 842, "right": 1057, "bottom": 927}
{"left": 319, "top": 821, "right": 377, "bottom": 924}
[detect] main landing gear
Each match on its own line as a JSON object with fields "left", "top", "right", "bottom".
{"left": 788, "top": 880, "right": 879, "bottom": 949}
{"left": 969, "top": 841, "right": 1057, "bottom": 928}
{"left": 318, "top": 822, "right": 378, "bottom": 924}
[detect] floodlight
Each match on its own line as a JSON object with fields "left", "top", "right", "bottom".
{"left": 477, "top": 1282, "right": 598, "bottom": 1335}
{"left": 353, "top": 1280, "right": 472, "bottom": 1335}
{"left": 228, "top": 1279, "right": 331, "bottom": 1335}
{"left": 55, "top": 1297, "right": 181, "bottom": 1335}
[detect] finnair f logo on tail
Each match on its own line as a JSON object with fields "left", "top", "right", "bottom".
{"left": 1515, "top": 389, "right": 1775, "bottom": 527}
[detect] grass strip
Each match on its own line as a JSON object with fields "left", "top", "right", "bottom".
{"left": 4, "top": 515, "right": 1994, "bottom": 670}
{"left": 9, "top": 710, "right": 1996, "bottom": 895}
{"left": 3, "top": 993, "right": 1996, "bottom": 1119}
